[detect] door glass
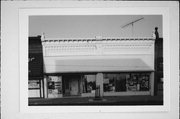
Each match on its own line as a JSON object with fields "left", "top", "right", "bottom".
{"left": 70, "top": 79, "right": 79, "bottom": 95}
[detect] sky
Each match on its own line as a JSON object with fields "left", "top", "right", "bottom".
{"left": 29, "top": 15, "right": 162, "bottom": 38}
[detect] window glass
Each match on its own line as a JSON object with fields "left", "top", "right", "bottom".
{"left": 82, "top": 75, "right": 96, "bottom": 93}
{"left": 127, "top": 73, "right": 150, "bottom": 91}
{"left": 28, "top": 80, "right": 41, "bottom": 98}
{"left": 103, "top": 73, "right": 128, "bottom": 92}
{"left": 48, "top": 76, "right": 62, "bottom": 98}
{"left": 28, "top": 80, "right": 40, "bottom": 89}
{"left": 103, "top": 73, "right": 150, "bottom": 92}
{"left": 139, "top": 73, "right": 150, "bottom": 91}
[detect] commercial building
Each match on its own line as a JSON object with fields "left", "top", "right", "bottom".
{"left": 28, "top": 34, "right": 163, "bottom": 98}
{"left": 28, "top": 36, "right": 44, "bottom": 98}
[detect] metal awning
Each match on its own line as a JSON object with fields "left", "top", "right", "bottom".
{"left": 44, "top": 58, "right": 153, "bottom": 73}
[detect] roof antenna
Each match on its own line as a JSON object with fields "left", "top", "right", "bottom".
{"left": 121, "top": 17, "right": 144, "bottom": 37}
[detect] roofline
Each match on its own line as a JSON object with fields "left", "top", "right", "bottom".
{"left": 41, "top": 37, "right": 156, "bottom": 43}
{"left": 44, "top": 37, "right": 155, "bottom": 40}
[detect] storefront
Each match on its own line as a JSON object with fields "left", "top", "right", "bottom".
{"left": 45, "top": 74, "right": 97, "bottom": 98}
{"left": 41, "top": 36, "right": 155, "bottom": 98}
{"left": 28, "top": 36, "right": 44, "bottom": 98}
{"left": 44, "top": 72, "right": 152, "bottom": 98}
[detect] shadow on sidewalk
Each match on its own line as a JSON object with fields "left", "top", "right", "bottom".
{"left": 29, "top": 95, "right": 163, "bottom": 106}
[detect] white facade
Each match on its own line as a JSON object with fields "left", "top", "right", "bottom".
{"left": 41, "top": 36, "right": 155, "bottom": 98}
{"left": 42, "top": 37, "right": 154, "bottom": 73}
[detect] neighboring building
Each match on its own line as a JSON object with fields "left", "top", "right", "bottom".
{"left": 28, "top": 34, "right": 163, "bottom": 98}
{"left": 28, "top": 36, "right": 44, "bottom": 98}
{"left": 155, "top": 38, "right": 163, "bottom": 95}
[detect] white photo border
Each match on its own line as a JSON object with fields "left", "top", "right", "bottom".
{"left": 19, "top": 7, "right": 170, "bottom": 113}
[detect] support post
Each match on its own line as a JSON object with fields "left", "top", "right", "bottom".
{"left": 40, "top": 79, "right": 44, "bottom": 98}
{"left": 43, "top": 76, "right": 48, "bottom": 98}
{"left": 150, "top": 72, "right": 154, "bottom": 96}
{"left": 96, "top": 73, "right": 104, "bottom": 97}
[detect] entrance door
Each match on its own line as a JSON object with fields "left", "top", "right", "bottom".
{"left": 64, "top": 78, "right": 70, "bottom": 96}
{"left": 63, "top": 75, "right": 80, "bottom": 96}
{"left": 69, "top": 79, "right": 79, "bottom": 95}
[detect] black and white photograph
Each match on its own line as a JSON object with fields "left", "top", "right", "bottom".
{"left": 28, "top": 15, "right": 163, "bottom": 106}
{"left": 1, "top": 1, "right": 179, "bottom": 119}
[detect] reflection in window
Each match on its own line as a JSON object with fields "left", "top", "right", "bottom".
{"left": 103, "top": 74, "right": 127, "bottom": 92}
{"left": 28, "top": 80, "right": 40, "bottom": 89}
{"left": 127, "top": 73, "right": 150, "bottom": 91}
{"left": 48, "top": 76, "right": 62, "bottom": 96}
{"left": 82, "top": 75, "right": 96, "bottom": 93}
{"left": 28, "top": 79, "right": 41, "bottom": 98}
{"left": 103, "top": 73, "right": 150, "bottom": 92}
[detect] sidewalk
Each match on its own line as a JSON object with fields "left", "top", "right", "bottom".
{"left": 29, "top": 95, "right": 163, "bottom": 106}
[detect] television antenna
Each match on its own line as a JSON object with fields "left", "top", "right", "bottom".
{"left": 121, "top": 17, "right": 144, "bottom": 37}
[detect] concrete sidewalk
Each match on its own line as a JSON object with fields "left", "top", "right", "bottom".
{"left": 29, "top": 95, "right": 163, "bottom": 106}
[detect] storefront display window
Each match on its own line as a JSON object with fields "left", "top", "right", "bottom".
{"left": 28, "top": 80, "right": 41, "bottom": 98}
{"left": 126, "top": 73, "right": 150, "bottom": 91}
{"left": 103, "top": 73, "right": 150, "bottom": 92}
{"left": 29, "top": 80, "right": 40, "bottom": 89}
{"left": 82, "top": 75, "right": 96, "bottom": 93}
{"left": 48, "top": 76, "right": 62, "bottom": 98}
{"left": 103, "top": 73, "right": 127, "bottom": 92}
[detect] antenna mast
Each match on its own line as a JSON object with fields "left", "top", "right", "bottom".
{"left": 121, "top": 17, "right": 144, "bottom": 37}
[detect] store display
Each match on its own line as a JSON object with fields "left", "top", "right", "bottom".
{"left": 48, "top": 76, "right": 62, "bottom": 98}
{"left": 82, "top": 75, "right": 96, "bottom": 93}
{"left": 28, "top": 80, "right": 41, "bottom": 97}
{"left": 28, "top": 80, "right": 40, "bottom": 89}
{"left": 103, "top": 73, "right": 150, "bottom": 92}
{"left": 126, "top": 73, "right": 150, "bottom": 91}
